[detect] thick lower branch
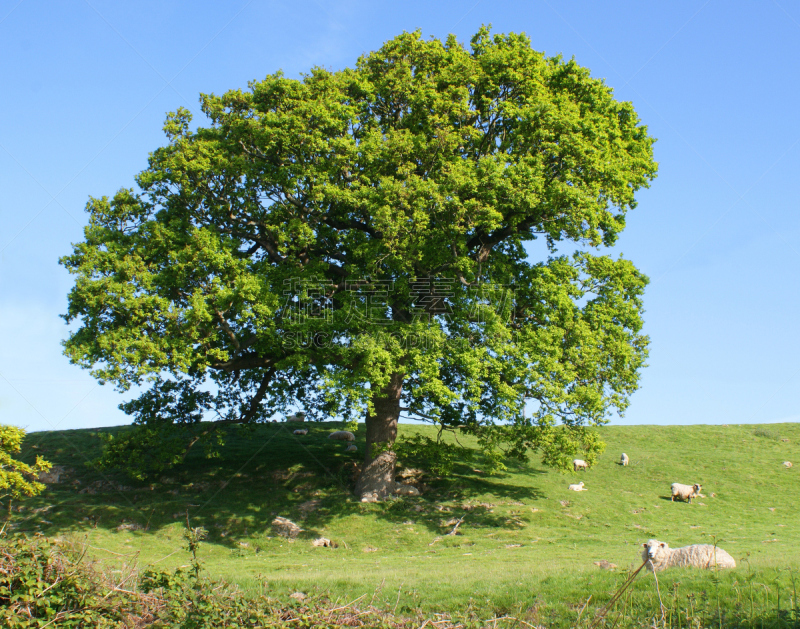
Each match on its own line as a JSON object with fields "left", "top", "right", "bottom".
{"left": 240, "top": 366, "right": 276, "bottom": 423}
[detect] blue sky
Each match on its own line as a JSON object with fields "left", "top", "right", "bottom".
{"left": 1, "top": 0, "right": 798, "bottom": 433}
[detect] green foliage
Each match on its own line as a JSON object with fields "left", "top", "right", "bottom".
{"left": 0, "top": 535, "right": 132, "bottom": 627}
{"left": 61, "top": 27, "right": 657, "bottom": 476}
{"left": 183, "top": 519, "right": 208, "bottom": 580}
{"left": 395, "top": 433, "right": 472, "bottom": 476}
{"left": 0, "top": 426, "right": 51, "bottom": 503}
{"left": 138, "top": 568, "right": 270, "bottom": 628}
{"left": 95, "top": 423, "right": 190, "bottom": 480}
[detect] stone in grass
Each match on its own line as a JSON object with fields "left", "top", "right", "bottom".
{"left": 397, "top": 467, "right": 424, "bottom": 480}
{"left": 594, "top": 560, "right": 618, "bottom": 570}
{"left": 289, "top": 592, "right": 306, "bottom": 601}
{"left": 312, "top": 537, "right": 338, "bottom": 548}
{"left": 298, "top": 499, "right": 322, "bottom": 515}
{"left": 37, "top": 465, "right": 68, "bottom": 484}
{"left": 272, "top": 516, "right": 303, "bottom": 539}
{"left": 394, "top": 483, "right": 420, "bottom": 496}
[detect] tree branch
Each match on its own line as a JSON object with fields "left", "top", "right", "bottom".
{"left": 211, "top": 353, "right": 274, "bottom": 372}
{"left": 240, "top": 366, "right": 276, "bottom": 423}
{"left": 213, "top": 308, "right": 240, "bottom": 350}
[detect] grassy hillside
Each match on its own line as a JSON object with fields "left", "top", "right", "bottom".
{"left": 11, "top": 421, "right": 800, "bottom": 627}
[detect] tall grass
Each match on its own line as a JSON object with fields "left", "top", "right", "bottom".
{"left": 753, "top": 427, "right": 782, "bottom": 441}
{"left": 575, "top": 564, "right": 800, "bottom": 629}
{"left": 10, "top": 421, "right": 800, "bottom": 626}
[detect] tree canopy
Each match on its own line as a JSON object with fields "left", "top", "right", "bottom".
{"left": 61, "top": 28, "right": 656, "bottom": 498}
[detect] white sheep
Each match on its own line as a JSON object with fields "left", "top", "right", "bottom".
{"left": 328, "top": 430, "right": 355, "bottom": 442}
{"left": 293, "top": 429, "right": 308, "bottom": 436}
{"left": 572, "top": 459, "right": 589, "bottom": 472}
{"left": 641, "top": 539, "right": 736, "bottom": 572}
{"left": 345, "top": 444, "right": 357, "bottom": 452}
{"left": 620, "top": 453, "right": 629, "bottom": 466}
{"left": 568, "top": 481, "right": 587, "bottom": 491}
{"left": 287, "top": 412, "right": 306, "bottom": 422}
{"left": 671, "top": 483, "right": 702, "bottom": 503}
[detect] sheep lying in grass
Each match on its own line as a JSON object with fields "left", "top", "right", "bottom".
{"left": 671, "top": 482, "right": 702, "bottom": 503}
{"left": 328, "top": 431, "right": 355, "bottom": 442}
{"left": 620, "top": 453, "right": 629, "bottom": 466}
{"left": 641, "top": 539, "right": 736, "bottom": 572}
{"left": 293, "top": 429, "right": 308, "bottom": 436}
{"left": 568, "top": 481, "right": 587, "bottom": 491}
{"left": 572, "top": 459, "right": 589, "bottom": 472}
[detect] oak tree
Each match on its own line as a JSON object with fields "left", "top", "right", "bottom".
{"left": 62, "top": 28, "right": 656, "bottom": 498}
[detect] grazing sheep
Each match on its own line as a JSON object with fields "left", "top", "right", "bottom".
{"left": 328, "top": 430, "right": 356, "bottom": 442}
{"left": 572, "top": 459, "right": 589, "bottom": 472}
{"left": 641, "top": 539, "right": 736, "bottom": 572}
{"left": 568, "top": 481, "right": 587, "bottom": 491}
{"left": 620, "top": 453, "right": 629, "bottom": 466}
{"left": 671, "top": 483, "right": 702, "bottom": 503}
{"left": 287, "top": 412, "right": 306, "bottom": 422}
{"left": 293, "top": 429, "right": 308, "bottom": 436}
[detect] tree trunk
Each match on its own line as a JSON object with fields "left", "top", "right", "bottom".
{"left": 354, "top": 372, "right": 403, "bottom": 501}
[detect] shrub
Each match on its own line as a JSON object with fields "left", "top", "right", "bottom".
{"left": 0, "top": 535, "right": 136, "bottom": 628}
{"left": 0, "top": 534, "right": 413, "bottom": 628}
{"left": 0, "top": 425, "right": 52, "bottom": 506}
{"left": 753, "top": 427, "right": 781, "bottom": 441}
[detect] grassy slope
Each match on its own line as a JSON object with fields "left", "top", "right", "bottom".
{"left": 13, "top": 422, "right": 800, "bottom": 626}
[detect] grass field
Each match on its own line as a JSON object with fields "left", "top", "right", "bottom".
{"left": 11, "top": 421, "right": 800, "bottom": 627}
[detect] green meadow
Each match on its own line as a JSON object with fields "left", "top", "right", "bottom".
{"left": 12, "top": 422, "right": 800, "bottom": 627}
